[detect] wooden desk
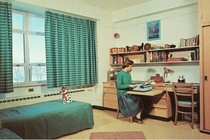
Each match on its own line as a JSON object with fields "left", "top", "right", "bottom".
{"left": 153, "top": 83, "right": 199, "bottom": 94}
{"left": 127, "top": 89, "right": 165, "bottom": 96}
{"left": 128, "top": 88, "right": 172, "bottom": 119}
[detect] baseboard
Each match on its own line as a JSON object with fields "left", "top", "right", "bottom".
{"left": 147, "top": 115, "right": 172, "bottom": 122}
{"left": 200, "top": 130, "right": 210, "bottom": 134}
{"left": 92, "top": 105, "right": 117, "bottom": 111}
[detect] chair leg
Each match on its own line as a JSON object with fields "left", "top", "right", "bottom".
{"left": 116, "top": 105, "right": 120, "bottom": 119}
{"left": 191, "top": 109, "right": 194, "bottom": 129}
{"left": 174, "top": 107, "right": 178, "bottom": 125}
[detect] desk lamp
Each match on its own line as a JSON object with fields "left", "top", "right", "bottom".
{"left": 164, "top": 67, "right": 174, "bottom": 83}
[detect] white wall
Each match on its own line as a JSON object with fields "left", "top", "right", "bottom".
{"left": 112, "top": 0, "right": 199, "bottom": 83}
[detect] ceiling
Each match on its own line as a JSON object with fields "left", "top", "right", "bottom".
{"left": 77, "top": 0, "right": 151, "bottom": 11}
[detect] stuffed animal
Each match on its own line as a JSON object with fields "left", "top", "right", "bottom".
{"left": 60, "top": 86, "right": 72, "bottom": 104}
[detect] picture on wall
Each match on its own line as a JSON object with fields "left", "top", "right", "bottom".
{"left": 147, "top": 20, "right": 161, "bottom": 41}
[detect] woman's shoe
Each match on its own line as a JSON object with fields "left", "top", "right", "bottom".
{"left": 133, "top": 117, "right": 143, "bottom": 124}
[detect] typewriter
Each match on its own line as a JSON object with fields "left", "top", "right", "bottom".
{"left": 132, "top": 81, "right": 153, "bottom": 92}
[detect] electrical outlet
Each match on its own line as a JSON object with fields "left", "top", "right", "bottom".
{"left": 28, "top": 88, "right": 34, "bottom": 92}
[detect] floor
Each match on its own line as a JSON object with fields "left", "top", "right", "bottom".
{"left": 58, "top": 109, "right": 210, "bottom": 139}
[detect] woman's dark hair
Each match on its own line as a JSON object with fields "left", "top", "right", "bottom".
{"left": 122, "top": 59, "right": 134, "bottom": 69}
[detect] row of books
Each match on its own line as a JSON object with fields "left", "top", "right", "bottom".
{"left": 190, "top": 48, "right": 200, "bottom": 61}
{"left": 112, "top": 55, "right": 124, "bottom": 64}
{"left": 180, "top": 34, "right": 199, "bottom": 47}
{"left": 149, "top": 51, "right": 169, "bottom": 62}
{"left": 149, "top": 49, "right": 200, "bottom": 62}
{"left": 112, "top": 55, "right": 146, "bottom": 64}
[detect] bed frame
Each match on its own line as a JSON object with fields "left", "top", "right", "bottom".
{"left": 0, "top": 99, "right": 94, "bottom": 139}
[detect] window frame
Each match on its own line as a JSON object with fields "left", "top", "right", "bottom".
{"left": 12, "top": 10, "right": 46, "bottom": 87}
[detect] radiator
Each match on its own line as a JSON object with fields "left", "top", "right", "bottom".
{"left": 0, "top": 88, "right": 92, "bottom": 109}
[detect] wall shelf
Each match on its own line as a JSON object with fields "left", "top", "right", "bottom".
{"left": 111, "top": 61, "right": 199, "bottom": 67}
{"left": 110, "top": 46, "right": 200, "bottom": 66}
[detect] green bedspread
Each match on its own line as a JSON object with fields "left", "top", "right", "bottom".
{"left": 0, "top": 100, "right": 94, "bottom": 139}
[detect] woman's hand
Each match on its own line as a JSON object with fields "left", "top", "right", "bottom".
{"left": 129, "top": 84, "right": 138, "bottom": 88}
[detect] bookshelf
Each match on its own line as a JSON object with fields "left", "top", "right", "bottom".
{"left": 110, "top": 46, "right": 199, "bottom": 67}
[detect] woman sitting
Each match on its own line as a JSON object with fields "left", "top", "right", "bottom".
{"left": 116, "top": 59, "right": 143, "bottom": 124}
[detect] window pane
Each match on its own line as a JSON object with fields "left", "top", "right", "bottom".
{"left": 12, "top": 13, "right": 24, "bottom": 30}
{"left": 31, "top": 65, "right": 47, "bottom": 81}
{"left": 29, "top": 16, "right": 44, "bottom": 32}
{"left": 29, "top": 35, "right": 46, "bottom": 63}
{"left": 13, "top": 33, "right": 24, "bottom": 63}
{"left": 13, "top": 66, "right": 25, "bottom": 83}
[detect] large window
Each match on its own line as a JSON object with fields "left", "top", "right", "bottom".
{"left": 12, "top": 10, "right": 46, "bottom": 85}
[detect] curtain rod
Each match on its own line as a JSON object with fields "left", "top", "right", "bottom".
{"left": 9, "top": 0, "right": 98, "bottom": 22}
{"left": 47, "top": 8, "right": 98, "bottom": 22}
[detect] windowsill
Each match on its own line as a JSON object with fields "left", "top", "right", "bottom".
{"left": 14, "top": 83, "right": 47, "bottom": 88}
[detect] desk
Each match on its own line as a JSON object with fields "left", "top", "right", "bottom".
{"left": 153, "top": 83, "right": 199, "bottom": 93}
{"left": 130, "top": 84, "right": 199, "bottom": 119}
{"left": 128, "top": 88, "right": 172, "bottom": 119}
{"left": 127, "top": 89, "right": 165, "bottom": 96}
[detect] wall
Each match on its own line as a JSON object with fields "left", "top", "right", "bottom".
{"left": 112, "top": 0, "right": 199, "bottom": 83}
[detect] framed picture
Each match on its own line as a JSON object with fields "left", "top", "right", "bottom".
{"left": 147, "top": 20, "right": 161, "bottom": 41}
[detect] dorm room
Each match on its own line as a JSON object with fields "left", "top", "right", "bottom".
{"left": 0, "top": 0, "right": 210, "bottom": 139}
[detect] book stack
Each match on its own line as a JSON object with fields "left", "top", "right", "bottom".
{"left": 112, "top": 55, "right": 124, "bottom": 64}
{"left": 150, "top": 51, "right": 169, "bottom": 62}
{"left": 180, "top": 34, "right": 199, "bottom": 47}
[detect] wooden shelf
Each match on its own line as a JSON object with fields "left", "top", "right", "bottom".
{"left": 148, "top": 46, "right": 199, "bottom": 52}
{"left": 111, "top": 61, "right": 199, "bottom": 67}
{"left": 110, "top": 46, "right": 200, "bottom": 66}
{"left": 110, "top": 51, "right": 147, "bottom": 55}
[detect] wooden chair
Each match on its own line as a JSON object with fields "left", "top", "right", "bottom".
{"left": 172, "top": 82, "right": 198, "bottom": 129}
{"left": 116, "top": 102, "right": 120, "bottom": 119}
{"left": 115, "top": 81, "right": 133, "bottom": 122}
{"left": 116, "top": 98, "right": 133, "bottom": 122}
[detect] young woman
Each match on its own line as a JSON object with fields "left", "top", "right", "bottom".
{"left": 116, "top": 59, "right": 143, "bottom": 124}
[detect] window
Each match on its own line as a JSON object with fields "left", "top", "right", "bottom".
{"left": 12, "top": 10, "right": 46, "bottom": 85}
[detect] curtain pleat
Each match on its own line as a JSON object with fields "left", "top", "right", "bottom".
{"left": 45, "top": 11, "right": 97, "bottom": 88}
{"left": 0, "top": 2, "right": 13, "bottom": 93}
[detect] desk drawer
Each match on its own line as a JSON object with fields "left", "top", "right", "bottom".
{"left": 104, "top": 93, "right": 117, "bottom": 101}
{"left": 149, "top": 107, "right": 168, "bottom": 118}
{"left": 160, "top": 93, "right": 166, "bottom": 99}
{"left": 104, "top": 88, "right": 117, "bottom": 94}
{"left": 153, "top": 86, "right": 167, "bottom": 90}
{"left": 104, "top": 100, "right": 118, "bottom": 109}
{"left": 103, "top": 82, "right": 116, "bottom": 88}
{"left": 153, "top": 98, "right": 167, "bottom": 108}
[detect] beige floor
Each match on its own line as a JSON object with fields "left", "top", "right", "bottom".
{"left": 59, "top": 109, "right": 210, "bottom": 139}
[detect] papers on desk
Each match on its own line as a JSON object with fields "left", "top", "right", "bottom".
{"left": 133, "top": 84, "right": 153, "bottom": 92}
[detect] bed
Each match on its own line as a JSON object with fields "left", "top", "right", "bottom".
{"left": 0, "top": 99, "right": 94, "bottom": 139}
{"left": 0, "top": 128, "right": 22, "bottom": 139}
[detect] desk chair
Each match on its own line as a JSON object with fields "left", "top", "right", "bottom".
{"left": 115, "top": 82, "right": 133, "bottom": 122}
{"left": 172, "top": 82, "right": 198, "bottom": 129}
{"left": 116, "top": 99, "right": 133, "bottom": 122}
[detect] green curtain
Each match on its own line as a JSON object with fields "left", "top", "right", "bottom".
{"left": 0, "top": 2, "right": 13, "bottom": 93}
{"left": 45, "top": 11, "right": 98, "bottom": 88}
